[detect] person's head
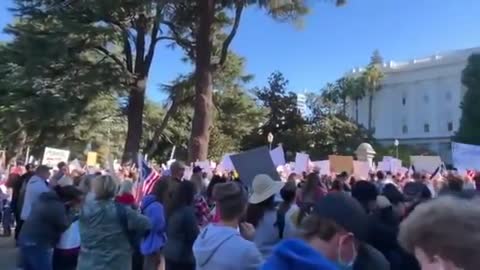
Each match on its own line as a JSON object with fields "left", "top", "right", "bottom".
{"left": 351, "top": 180, "right": 378, "bottom": 213}
{"left": 399, "top": 196, "right": 480, "bottom": 270}
{"left": 303, "top": 173, "right": 321, "bottom": 194}
{"left": 287, "top": 173, "right": 298, "bottom": 184}
{"left": 118, "top": 180, "right": 134, "bottom": 195}
{"left": 54, "top": 185, "right": 84, "bottom": 207}
{"left": 382, "top": 183, "right": 406, "bottom": 218}
{"left": 446, "top": 175, "right": 464, "bottom": 193}
{"left": 35, "top": 165, "right": 51, "bottom": 180}
{"left": 169, "top": 180, "right": 196, "bottom": 214}
{"left": 78, "top": 174, "right": 95, "bottom": 194}
{"left": 170, "top": 161, "right": 186, "bottom": 180}
{"left": 57, "top": 161, "right": 68, "bottom": 174}
{"left": 280, "top": 182, "right": 297, "bottom": 204}
{"left": 92, "top": 175, "right": 118, "bottom": 200}
{"left": 207, "top": 175, "right": 227, "bottom": 201}
{"left": 25, "top": 164, "right": 34, "bottom": 173}
{"left": 246, "top": 174, "right": 284, "bottom": 227}
{"left": 376, "top": 171, "right": 385, "bottom": 181}
{"left": 213, "top": 182, "right": 247, "bottom": 224}
{"left": 150, "top": 179, "right": 169, "bottom": 203}
{"left": 331, "top": 179, "right": 344, "bottom": 192}
{"left": 300, "top": 193, "right": 368, "bottom": 268}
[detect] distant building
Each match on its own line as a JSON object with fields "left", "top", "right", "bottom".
{"left": 296, "top": 93, "right": 307, "bottom": 118}
{"left": 346, "top": 47, "right": 480, "bottom": 164}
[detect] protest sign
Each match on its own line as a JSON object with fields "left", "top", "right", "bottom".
{"left": 452, "top": 142, "right": 480, "bottom": 171}
{"left": 86, "top": 152, "right": 98, "bottom": 166}
{"left": 410, "top": 156, "right": 442, "bottom": 173}
{"left": 329, "top": 155, "right": 354, "bottom": 174}
{"left": 381, "top": 156, "right": 402, "bottom": 173}
{"left": 270, "top": 145, "right": 286, "bottom": 167}
{"left": 230, "top": 146, "right": 280, "bottom": 188}
{"left": 294, "top": 153, "right": 310, "bottom": 174}
{"left": 42, "top": 147, "right": 70, "bottom": 168}
{"left": 377, "top": 161, "right": 390, "bottom": 172}
{"left": 312, "top": 160, "right": 331, "bottom": 175}
{"left": 218, "top": 153, "right": 235, "bottom": 173}
{"left": 353, "top": 160, "right": 370, "bottom": 179}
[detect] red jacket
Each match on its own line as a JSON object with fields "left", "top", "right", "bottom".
{"left": 115, "top": 193, "right": 136, "bottom": 206}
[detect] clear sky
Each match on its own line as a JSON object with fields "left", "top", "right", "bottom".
{"left": 1, "top": 0, "right": 480, "bottom": 101}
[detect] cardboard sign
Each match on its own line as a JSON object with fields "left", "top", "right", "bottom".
{"left": 329, "top": 155, "right": 354, "bottom": 174}
{"left": 294, "top": 153, "right": 310, "bottom": 174}
{"left": 270, "top": 145, "right": 286, "bottom": 167}
{"left": 410, "top": 156, "right": 442, "bottom": 173}
{"left": 452, "top": 142, "right": 480, "bottom": 171}
{"left": 86, "top": 152, "right": 98, "bottom": 166}
{"left": 312, "top": 160, "right": 331, "bottom": 175}
{"left": 230, "top": 146, "right": 280, "bottom": 188}
{"left": 353, "top": 160, "right": 370, "bottom": 179}
{"left": 42, "top": 147, "right": 70, "bottom": 168}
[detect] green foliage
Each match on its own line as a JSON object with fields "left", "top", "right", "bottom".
{"left": 456, "top": 54, "right": 480, "bottom": 145}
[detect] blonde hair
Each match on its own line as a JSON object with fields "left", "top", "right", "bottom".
{"left": 118, "top": 180, "right": 134, "bottom": 195}
{"left": 399, "top": 196, "right": 480, "bottom": 270}
{"left": 93, "top": 175, "right": 118, "bottom": 200}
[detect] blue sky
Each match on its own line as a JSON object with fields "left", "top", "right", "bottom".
{"left": 1, "top": 0, "right": 480, "bottom": 101}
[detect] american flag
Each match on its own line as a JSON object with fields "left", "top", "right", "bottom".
{"left": 135, "top": 156, "right": 161, "bottom": 203}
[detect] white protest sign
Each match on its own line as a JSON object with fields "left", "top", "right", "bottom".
{"left": 377, "top": 161, "right": 390, "bottom": 172}
{"left": 353, "top": 160, "right": 370, "bottom": 179}
{"left": 294, "top": 153, "right": 310, "bottom": 174}
{"left": 410, "top": 156, "right": 442, "bottom": 173}
{"left": 42, "top": 147, "right": 70, "bottom": 168}
{"left": 312, "top": 160, "right": 330, "bottom": 175}
{"left": 452, "top": 142, "right": 480, "bottom": 171}
{"left": 270, "top": 145, "right": 286, "bottom": 167}
{"left": 218, "top": 153, "right": 235, "bottom": 173}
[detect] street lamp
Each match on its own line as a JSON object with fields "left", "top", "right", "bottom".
{"left": 394, "top": 139, "right": 399, "bottom": 158}
{"left": 267, "top": 132, "right": 274, "bottom": 150}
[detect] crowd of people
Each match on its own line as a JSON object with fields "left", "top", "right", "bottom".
{"left": 1, "top": 159, "right": 480, "bottom": 270}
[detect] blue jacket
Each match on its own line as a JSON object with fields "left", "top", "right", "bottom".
{"left": 140, "top": 195, "right": 167, "bottom": 255}
{"left": 262, "top": 239, "right": 338, "bottom": 270}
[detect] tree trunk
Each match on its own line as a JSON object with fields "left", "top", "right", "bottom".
{"left": 122, "top": 80, "right": 146, "bottom": 164}
{"left": 146, "top": 102, "right": 178, "bottom": 156}
{"left": 368, "top": 94, "right": 373, "bottom": 132}
{"left": 189, "top": 0, "right": 215, "bottom": 162}
{"left": 355, "top": 99, "right": 359, "bottom": 123}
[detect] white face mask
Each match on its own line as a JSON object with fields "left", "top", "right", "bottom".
{"left": 336, "top": 234, "right": 357, "bottom": 269}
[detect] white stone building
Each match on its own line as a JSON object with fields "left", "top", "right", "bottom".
{"left": 347, "top": 47, "right": 480, "bottom": 164}
{"left": 296, "top": 92, "right": 308, "bottom": 118}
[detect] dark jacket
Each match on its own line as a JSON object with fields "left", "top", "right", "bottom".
{"left": 163, "top": 206, "right": 199, "bottom": 264}
{"left": 18, "top": 191, "right": 69, "bottom": 247}
{"left": 354, "top": 243, "right": 390, "bottom": 270}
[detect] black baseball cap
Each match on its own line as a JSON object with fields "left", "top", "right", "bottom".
{"left": 313, "top": 193, "right": 369, "bottom": 241}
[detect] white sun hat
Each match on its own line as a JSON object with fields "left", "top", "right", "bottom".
{"left": 249, "top": 174, "right": 285, "bottom": 204}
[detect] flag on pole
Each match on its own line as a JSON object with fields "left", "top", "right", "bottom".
{"left": 135, "top": 154, "right": 160, "bottom": 203}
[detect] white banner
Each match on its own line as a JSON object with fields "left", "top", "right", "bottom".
{"left": 452, "top": 142, "right": 480, "bottom": 171}
{"left": 42, "top": 147, "right": 70, "bottom": 168}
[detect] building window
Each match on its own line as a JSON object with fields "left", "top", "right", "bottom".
{"left": 448, "top": 122, "right": 453, "bottom": 131}
{"left": 402, "top": 97, "right": 406, "bottom": 106}
{"left": 402, "top": 124, "right": 408, "bottom": 134}
{"left": 424, "top": 123, "right": 430, "bottom": 133}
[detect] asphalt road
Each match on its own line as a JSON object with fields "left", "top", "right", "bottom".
{"left": 0, "top": 236, "right": 16, "bottom": 270}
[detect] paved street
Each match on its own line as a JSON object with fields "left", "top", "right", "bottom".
{"left": 0, "top": 236, "right": 16, "bottom": 270}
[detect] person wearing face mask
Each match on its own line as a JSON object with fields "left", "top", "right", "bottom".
{"left": 399, "top": 195, "right": 480, "bottom": 270}
{"left": 262, "top": 193, "right": 389, "bottom": 270}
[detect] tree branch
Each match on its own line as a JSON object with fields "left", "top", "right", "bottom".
{"left": 161, "top": 20, "right": 195, "bottom": 59}
{"left": 216, "top": 1, "right": 244, "bottom": 68}
{"left": 145, "top": 1, "right": 165, "bottom": 72}
{"left": 94, "top": 46, "right": 127, "bottom": 71}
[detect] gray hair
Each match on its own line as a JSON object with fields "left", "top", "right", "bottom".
{"left": 93, "top": 175, "right": 118, "bottom": 200}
